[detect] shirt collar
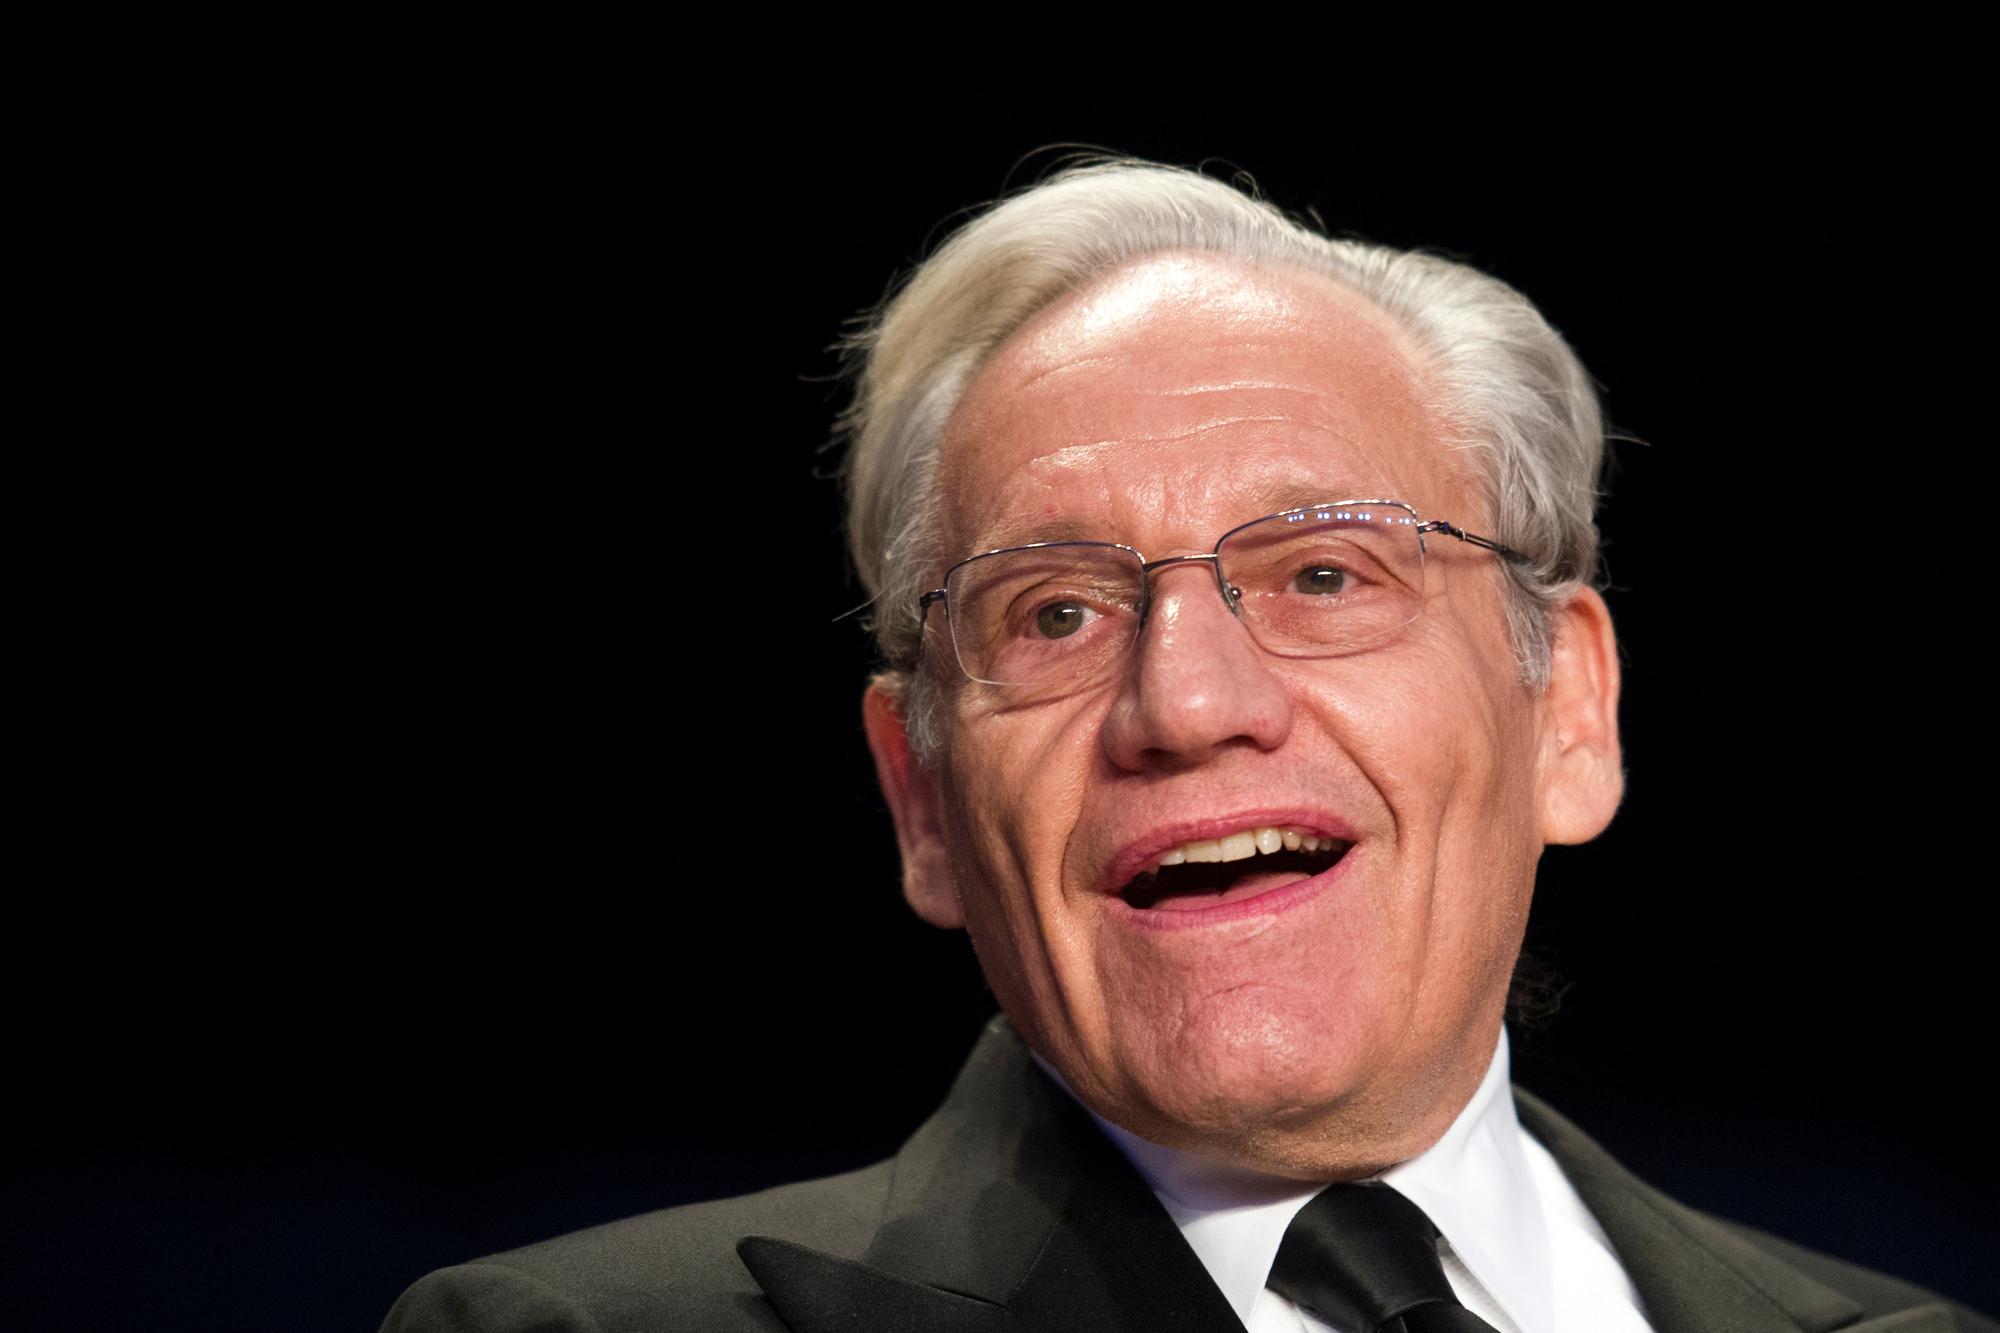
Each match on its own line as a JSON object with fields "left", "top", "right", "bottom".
{"left": 1044, "top": 1028, "right": 1553, "bottom": 1333}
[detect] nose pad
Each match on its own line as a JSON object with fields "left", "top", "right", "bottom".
{"left": 1136, "top": 553, "right": 1238, "bottom": 630}
{"left": 1105, "top": 552, "right": 1293, "bottom": 768}
{"left": 1130, "top": 556, "right": 1269, "bottom": 689}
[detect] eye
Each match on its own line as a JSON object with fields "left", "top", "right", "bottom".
{"left": 1292, "top": 565, "right": 1348, "bottom": 595}
{"left": 1034, "top": 601, "right": 1090, "bottom": 639}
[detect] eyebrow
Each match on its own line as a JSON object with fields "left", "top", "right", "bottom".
{"left": 1256, "top": 482, "right": 1382, "bottom": 518}
{"left": 972, "top": 515, "right": 1101, "bottom": 552}
{"left": 966, "top": 482, "right": 1392, "bottom": 556}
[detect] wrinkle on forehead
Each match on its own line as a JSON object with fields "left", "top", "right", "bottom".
{"left": 1020, "top": 252, "right": 1421, "bottom": 359}
{"left": 999, "top": 254, "right": 1431, "bottom": 391}
{"left": 970, "top": 434, "right": 1439, "bottom": 556}
{"left": 939, "top": 252, "right": 1457, "bottom": 560}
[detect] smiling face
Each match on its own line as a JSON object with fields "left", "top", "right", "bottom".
{"left": 865, "top": 252, "right": 1622, "bottom": 1179}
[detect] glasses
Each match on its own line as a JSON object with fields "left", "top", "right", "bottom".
{"left": 916, "top": 500, "right": 1529, "bottom": 694}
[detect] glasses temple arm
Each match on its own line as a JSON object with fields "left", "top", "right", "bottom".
{"left": 865, "top": 590, "right": 952, "bottom": 674}
{"left": 1419, "top": 521, "right": 1535, "bottom": 567}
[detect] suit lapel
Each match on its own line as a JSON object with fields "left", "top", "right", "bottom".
{"left": 1514, "top": 1090, "right": 1959, "bottom": 1333}
{"left": 739, "top": 1016, "right": 1245, "bottom": 1333}
{"left": 743, "top": 1025, "right": 1955, "bottom": 1333}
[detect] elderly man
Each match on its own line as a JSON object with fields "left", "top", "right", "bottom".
{"left": 383, "top": 163, "right": 1990, "bottom": 1332}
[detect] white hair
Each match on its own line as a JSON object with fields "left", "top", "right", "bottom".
{"left": 840, "top": 160, "right": 1606, "bottom": 757}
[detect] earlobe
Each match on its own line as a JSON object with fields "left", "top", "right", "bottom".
{"left": 862, "top": 682, "right": 964, "bottom": 929}
{"left": 1538, "top": 587, "right": 1625, "bottom": 845}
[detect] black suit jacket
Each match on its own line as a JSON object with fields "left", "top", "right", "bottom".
{"left": 383, "top": 1017, "right": 1993, "bottom": 1332}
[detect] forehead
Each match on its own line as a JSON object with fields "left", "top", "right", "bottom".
{"left": 939, "top": 253, "right": 1463, "bottom": 555}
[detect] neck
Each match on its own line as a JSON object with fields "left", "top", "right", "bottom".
{"left": 1030, "top": 1019, "right": 1508, "bottom": 1183}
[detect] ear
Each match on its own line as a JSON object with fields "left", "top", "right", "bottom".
{"left": 1537, "top": 587, "right": 1625, "bottom": 845}
{"left": 862, "top": 682, "right": 964, "bottom": 928}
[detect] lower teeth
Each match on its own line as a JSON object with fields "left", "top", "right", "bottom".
{"left": 1123, "top": 846, "right": 1340, "bottom": 909}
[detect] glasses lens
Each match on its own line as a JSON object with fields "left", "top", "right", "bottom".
{"left": 945, "top": 543, "right": 1144, "bottom": 689}
{"left": 1220, "top": 504, "right": 1426, "bottom": 657}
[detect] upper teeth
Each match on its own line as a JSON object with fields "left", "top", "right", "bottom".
{"left": 1154, "top": 825, "right": 1338, "bottom": 868}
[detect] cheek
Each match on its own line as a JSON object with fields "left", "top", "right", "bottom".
{"left": 939, "top": 695, "right": 1104, "bottom": 944}
{"left": 1318, "top": 611, "right": 1543, "bottom": 863}
{"left": 1386, "top": 626, "right": 1545, "bottom": 947}
{"left": 947, "top": 682, "right": 1111, "bottom": 831}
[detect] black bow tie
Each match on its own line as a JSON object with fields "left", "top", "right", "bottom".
{"left": 1267, "top": 1182, "right": 1500, "bottom": 1333}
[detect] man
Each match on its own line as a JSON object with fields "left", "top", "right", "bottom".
{"left": 383, "top": 162, "right": 1991, "bottom": 1332}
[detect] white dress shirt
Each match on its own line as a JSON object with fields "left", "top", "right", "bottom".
{"left": 1048, "top": 1031, "right": 1655, "bottom": 1333}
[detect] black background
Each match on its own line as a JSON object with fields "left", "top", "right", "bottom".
{"left": 9, "top": 86, "right": 1993, "bottom": 1331}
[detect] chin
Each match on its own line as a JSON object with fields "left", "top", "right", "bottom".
{"left": 1108, "top": 994, "right": 1389, "bottom": 1150}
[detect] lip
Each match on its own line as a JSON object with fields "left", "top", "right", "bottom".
{"left": 1100, "top": 840, "right": 1358, "bottom": 931}
{"left": 1096, "top": 807, "right": 1361, "bottom": 897}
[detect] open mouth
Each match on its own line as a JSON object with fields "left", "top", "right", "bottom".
{"left": 1118, "top": 825, "right": 1351, "bottom": 911}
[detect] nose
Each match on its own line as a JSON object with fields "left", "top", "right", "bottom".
{"left": 1100, "top": 558, "right": 1294, "bottom": 771}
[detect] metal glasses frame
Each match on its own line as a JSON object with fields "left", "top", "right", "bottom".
{"left": 913, "top": 499, "right": 1531, "bottom": 678}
